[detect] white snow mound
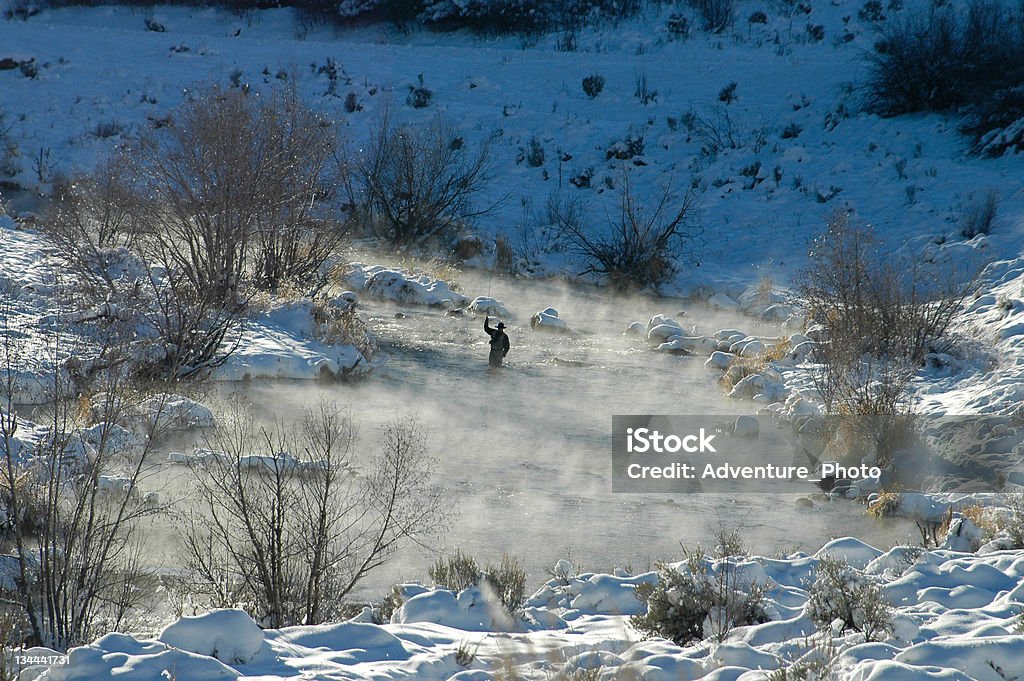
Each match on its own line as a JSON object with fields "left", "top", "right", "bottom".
{"left": 158, "top": 609, "right": 264, "bottom": 664}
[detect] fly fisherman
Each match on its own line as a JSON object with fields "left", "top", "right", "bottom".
{"left": 484, "top": 317, "right": 510, "bottom": 368}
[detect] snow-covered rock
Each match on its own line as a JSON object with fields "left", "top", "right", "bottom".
{"left": 647, "top": 324, "right": 685, "bottom": 343}
{"left": 707, "top": 293, "right": 740, "bottom": 311}
{"left": 159, "top": 609, "right": 263, "bottom": 665}
{"left": 714, "top": 329, "right": 747, "bottom": 343}
{"left": 530, "top": 307, "right": 569, "bottom": 333}
{"left": 347, "top": 263, "right": 468, "bottom": 308}
{"left": 141, "top": 394, "right": 216, "bottom": 431}
{"left": 467, "top": 296, "right": 509, "bottom": 316}
{"left": 734, "top": 415, "right": 759, "bottom": 438}
{"left": 625, "top": 321, "right": 646, "bottom": 336}
{"left": 729, "top": 370, "right": 785, "bottom": 402}
{"left": 705, "top": 351, "right": 736, "bottom": 370}
{"left": 760, "top": 303, "right": 793, "bottom": 321}
{"left": 394, "top": 585, "right": 517, "bottom": 632}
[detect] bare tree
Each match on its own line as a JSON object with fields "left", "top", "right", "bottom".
{"left": 798, "top": 213, "right": 970, "bottom": 367}
{"left": 796, "top": 213, "right": 973, "bottom": 466}
{"left": 554, "top": 167, "right": 700, "bottom": 291}
{"left": 249, "top": 86, "right": 353, "bottom": 291}
{"left": 47, "top": 150, "right": 142, "bottom": 250}
{"left": 178, "top": 406, "right": 448, "bottom": 627}
{"left": 134, "top": 83, "right": 348, "bottom": 300}
{"left": 44, "top": 83, "right": 351, "bottom": 380}
{"left": 358, "top": 107, "right": 493, "bottom": 247}
{"left": 0, "top": 317, "right": 165, "bottom": 650}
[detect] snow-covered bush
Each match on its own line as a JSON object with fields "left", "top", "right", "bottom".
{"left": 631, "top": 549, "right": 769, "bottom": 646}
{"left": 429, "top": 551, "right": 528, "bottom": 613}
{"left": 311, "top": 294, "right": 377, "bottom": 359}
{"left": 805, "top": 556, "right": 892, "bottom": 641}
{"left": 767, "top": 634, "right": 839, "bottom": 681}
{"left": 158, "top": 609, "right": 263, "bottom": 664}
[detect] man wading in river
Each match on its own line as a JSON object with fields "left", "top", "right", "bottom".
{"left": 484, "top": 317, "right": 510, "bottom": 368}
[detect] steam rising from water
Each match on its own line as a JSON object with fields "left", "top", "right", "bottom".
{"left": 211, "top": 269, "right": 915, "bottom": 594}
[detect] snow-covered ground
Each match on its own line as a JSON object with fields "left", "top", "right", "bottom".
{"left": 5, "top": 1, "right": 1024, "bottom": 678}
{"left": 20, "top": 537, "right": 1024, "bottom": 680}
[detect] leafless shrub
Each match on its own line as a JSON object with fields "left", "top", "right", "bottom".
{"left": 688, "top": 0, "right": 735, "bottom": 33}
{"left": 45, "top": 151, "right": 145, "bottom": 300}
{"left": 685, "top": 104, "right": 771, "bottom": 155}
{"left": 428, "top": 550, "right": 527, "bottom": 613}
{"left": 179, "top": 406, "right": 449, "bottom": 628}
{"left": 796, "top": 214, "right": 973, "bottom": 464}
{"left": 49, "top": 151, "right": 141, "bottom": 251}
{"left": 91, "top": 120, "right": 126, "bottom": 139}
{"left": 634, "top": 73, "right": 658, "bottom": 105}
{"left": 358, "top": 108, "right": 493, "bottom": 247}
{"left": 960, "top": 190, "right": 999, "bottom": 238}
{"left": 553, "top": 167, "right": 699, "bottom": 292}
{"left": 138, "top": 268, "right": 240, "bottom": 380}
{"left": 0, "top": 607, "right": 29, "bottom": 680}
{"left": 48, "top": 83, "right": 351, "bottom": 380}
{"left": 494, "top": 236, "right": 516, "bottom": 273}
{"left": 865, "top": 1, "right": 1024, "bottom": 117}
{"left": 0, "top": 110, "right": 17, "bottom": 178}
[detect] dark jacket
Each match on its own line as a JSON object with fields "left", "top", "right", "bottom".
{"left": 484, "top": 319, "right": 510, "bottom": 356}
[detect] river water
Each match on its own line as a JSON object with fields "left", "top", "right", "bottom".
{"left": 203, "top": 268, "right": 916, "bottom": 595}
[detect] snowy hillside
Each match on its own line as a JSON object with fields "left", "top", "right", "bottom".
{"left": 1, "top": 0, "right": 1022, "bottom": 289}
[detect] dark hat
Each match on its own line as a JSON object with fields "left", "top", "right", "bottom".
{"left": 497, "top": 322, "right": 506, "bottom": 329}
